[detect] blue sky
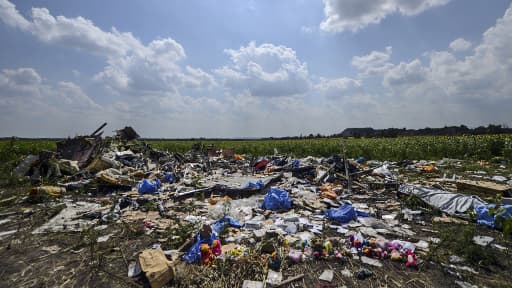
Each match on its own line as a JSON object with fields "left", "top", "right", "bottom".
{"left": 1, "top": 0, "right": 511, "bottom": 137}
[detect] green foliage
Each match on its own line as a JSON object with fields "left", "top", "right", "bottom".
{"left": 0, "top": 138, "right": 56, "bottom": 186}
{"left": 488, "top": 194, "right": 512, "bottom": 238}
{"left": 1, "top": 135, "right": 511, "bottom": 175}
{"left": 433, "top": 224, "right": 499, "bottom": 268}
{"left": 148, "top": 134, "right": 512, "bottom": 161}
{"left": 167, "top": 221, "right": 200, "bottom": 249}
{"left": 0, "top": 138, "right": 56, "bottom": 163}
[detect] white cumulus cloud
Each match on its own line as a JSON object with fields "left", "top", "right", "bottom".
{"left": 449, "top": 38, "right": 472, "bottom": 51}
{"left": 320, "top": 0, "right": 451, "bottom": 32}
{"left": 315, "top": 77, "right": 362, "bottom": 98}
{"left": 215, "top": 42, "right": 311, "bottom": 97}
{"left": 0, "top": 0, "right": 214, "bottom": 95}
{"left": 347, "top": 4, "right": 512, "bottom": 127}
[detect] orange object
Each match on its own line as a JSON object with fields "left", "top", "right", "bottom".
{"left": 321, "top": 190, "right": 337, "bottom": 200}
{"left": 264, "top": 166, "right": 275, "bottom": 174}
{"left": 320, "top": 184, "right": 336, "bottom": 192}
{"left": 418, "top": 165, "right": 437, "bottom": 172}
{"left": 209, "top": 195, "right": 231, "bottom": 205}
{"left": 234, "top": 154, "right": 245, "bottom": 160}
{"left": 200, "top": 244, "right": 214, "bottom": 265}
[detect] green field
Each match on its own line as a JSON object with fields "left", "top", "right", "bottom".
{"left": 2, "top": 134, "right": 511, "bottom": 163}
{"left": 150, "top": 134, "right": 512, "bottom": 161}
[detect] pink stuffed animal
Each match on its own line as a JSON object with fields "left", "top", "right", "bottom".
{"left": 405, "top": 250, "right": 417, "bottom": 268}
{"left": 211, "top": 239, "right": 222, "bottom": 256}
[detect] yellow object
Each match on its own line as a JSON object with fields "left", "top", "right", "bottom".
{"left": 390, "top": 249, "right": 402, "bottom": 261}
{"left": 323, "top": 240, "right": 333, "bottom": 255}
{"left": 29, "top": 186, "right": 64, "bottom": 201}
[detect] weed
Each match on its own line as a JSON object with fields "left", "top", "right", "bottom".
{"left": 429, "top": 223, "right": 500, "bottom": 269}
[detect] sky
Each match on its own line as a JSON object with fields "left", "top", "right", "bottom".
{"left": 0, "top": 0, "right": 511, "bottom": 138}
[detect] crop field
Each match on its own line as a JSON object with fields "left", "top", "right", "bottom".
{"left": 2, "top": 134, "right": 512, "bottom": 164}
{"left": 150, "top": 134, "right": 512, "bottom": 161}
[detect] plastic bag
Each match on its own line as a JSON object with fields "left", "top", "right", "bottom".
{"left": 325, "top": 203, "right": 368, "bottom": 223}
{"left": 183, "top": 232, "right": 218, "bottom": 264}
{"left": 164, "top": 173, "right": 175, "bottom": 183}
{"left": 243, "top": 179, "right": 264, "bottom": 189}
{"left": 212, "top": 215, "right": 243, "bottom": 234}
{"left": 261, "top": 188, "right": 292, "bottom": 211}
{"left": 137, "top": 179, "right": 161, "bottom": 194}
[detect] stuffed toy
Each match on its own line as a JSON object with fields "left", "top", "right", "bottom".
{"left": 334, "top": 250, "right": 345, "bottom": 261}
{"left": 390, "top": 249, "right": 402, "bottom": 261}
{"left": 200, "top": 243, "right": 214, "bottom": 265}
{"left": 312, "top": 239, "right": 326, "bottom": 259}
{"left": 287, "top": 249, "right": 303, "bottom": 264}
{"left": 211, "top": 239, "right": 222, "bottom": 256}
{"left": 405, "top": 250, "right": 417, "bottom": 268}
{"left": 363, "top": 247, "right": 373, "bottom": 257}
{"left": 269, "top": 251, "right": 282, "bottom": 270}
{"left": 323, "top": 240, "right": 333, "bottom": 255}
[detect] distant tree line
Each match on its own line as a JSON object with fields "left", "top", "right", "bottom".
{"left": 265, "top": 124, "right": 512, "bottom": 140}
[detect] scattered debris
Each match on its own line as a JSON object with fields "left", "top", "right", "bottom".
{"left": 242, "top": 280, "right": 264, "bottom": 288}
{"left": 361, "top": 256, "right": 383, "bottom": 267}
{"left": 138, "top": 248, "right": 175, "bottom": 288}
{"left": 456, "top": 180, "right": 512, "bottom": 197}
{"left": 472, "top": 235, "right": 494, "bottom": 246}
{"left": 2, "top": 124, "right": 512, "bottom": 287}
{"left": 319, "top": 269, "right": 334, "bottom": 282}
{"left": 266, "top": 270, "right": 283, "bottom": 286}
{"left": 356, "top": 268, "right": 373, "bottom": 280}
{"left": 0, "top": 229, "right": 17, "bottom": 239}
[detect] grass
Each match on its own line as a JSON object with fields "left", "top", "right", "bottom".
{"left": 428, "top": 223, "right": 509, "bottom": 270}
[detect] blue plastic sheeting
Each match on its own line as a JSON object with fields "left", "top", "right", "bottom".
{"left": 243, "top": 179, "right": 264, "bottom": 189}
{"left": 475, "top": 204, "right": 512, "bottom": 229}
{"left": 356, "top": 157, "right": 366, "bottom": 164}
{"left": 164, "top": 173, "right": 175, "bottom": 183}
{"left": 183, "top": 232, "right": 218, "bottom": 264}
{"left": 137, "top": 179, "right": 161, "bottom": 194}
{"left": 261, "top": 188, "right": 292, "bottom": 211}
{"left": 291, "top": 159, "right": 300, "bottom": 168}
{"left": 183, "top": 216, "right": 243, "bottom": 264}
{"left": 325, "top": 203, "right": 369, "bottom": 224}
{"left": 212, "top": 215, "right": 244, "bottom": 234}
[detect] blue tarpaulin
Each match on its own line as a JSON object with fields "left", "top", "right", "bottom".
{"left": 243, "top": 179, "right": 264, "bottom": 189}
{"left": 261, "top": 188, "right": 292, "bottom": 211}
{"left": 475, "top": 204, "right": 512, "bottom": 229}
{"left": 325, "top": 203, "right": 369, "bottom": 223}
{"left": 137, "top": 179, "right": 161, "bottom": 194}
